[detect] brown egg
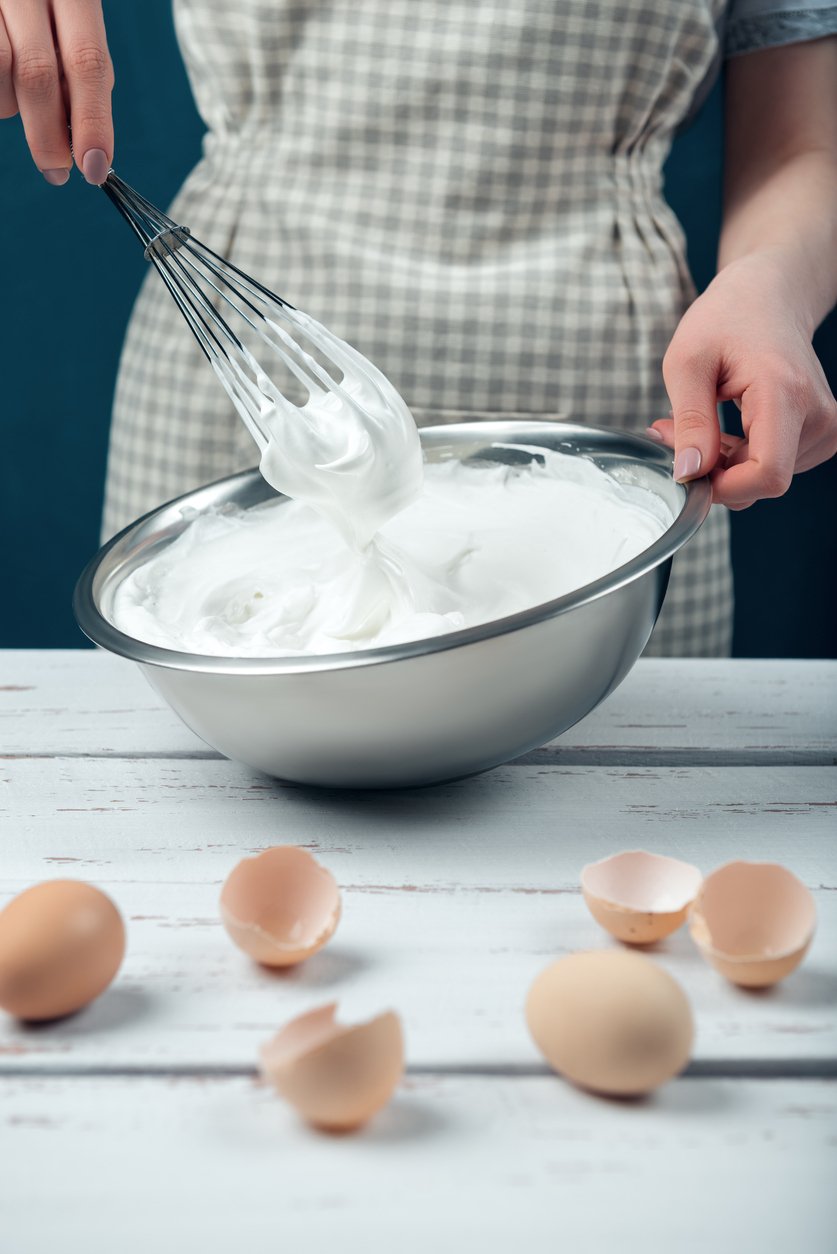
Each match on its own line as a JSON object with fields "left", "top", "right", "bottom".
{"left": 689, "top": 860, "right": 816, "bottom": 987}
{"left": 0, "top": 880, "right": 126, "bottom": 1021}
{"left": 220, "top": 846, "right": 341, "bottom": 967}
{"left": 581, "top": 850, "right": 703, "bottom": 944}
{"left": 260, "top": 1002, "right": 405, "bottom": 1130}
{"left": 526, "top": 950, "right": 694, "bottom": 1096}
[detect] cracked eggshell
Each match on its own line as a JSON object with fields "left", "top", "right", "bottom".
{"left": 0, "top": 880, "right": 126, "bottom": 1021}
{"left": 581, "top": 849, "right": 703, "bottom": 943}
{"left": 220, "top": 846, "right": 340, "bottom": 967}
{"left": 526, "top": 950, "right": 694, "bottom": 1096}
{"left": 260, "top": 1003, "right": 405, "bottom": 1130}
{"left": 689, "top": 860, "right": 816, "bottom": 987}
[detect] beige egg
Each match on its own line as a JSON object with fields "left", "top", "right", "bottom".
{"left": 220, "top": 846, "right": 341, "bottom": 967}
{"left": 689, "top": 860, "right": 816, "bottom": 987}
{"left": 526, "top": 950, "right": 694, "bottom": 1096}
{"left": 0, "top": 880, "right": 126, "bottom": 1021}
{"left": 581, "top": 849, "right": 703, "bottom": 943}
{"left": 260, "top": 1002, "right": 405, "bottom": 1130}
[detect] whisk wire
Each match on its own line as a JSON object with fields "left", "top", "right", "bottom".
{"left": 100, "top": 169, "right": 373, "bottom": 450}
{"left": 177, "top": 238, "right": 343, "bottom": 395}
{"left": 100, "top": 172, "right": 187, "bottom": 256}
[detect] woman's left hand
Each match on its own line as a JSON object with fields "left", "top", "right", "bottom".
{"left": 648, "top": 251, "right": 837, "bottom": 510}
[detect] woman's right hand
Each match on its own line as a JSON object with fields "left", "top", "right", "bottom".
{"left": 0, "top": 0, "right": 113, "bottom": 185}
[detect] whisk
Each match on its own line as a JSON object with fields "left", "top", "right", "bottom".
{"left": 100, "top": 170, "right": 422, "bottom": 546}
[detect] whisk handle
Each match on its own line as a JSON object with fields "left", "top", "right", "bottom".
{"left": 100, "top": 170, "right": 189, "bottom": 259}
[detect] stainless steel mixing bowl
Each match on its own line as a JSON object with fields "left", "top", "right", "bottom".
{"left": 75, "top": 422, "right": 710, "bottom": 787}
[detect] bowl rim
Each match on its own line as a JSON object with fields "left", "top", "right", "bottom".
{"left": 74, "top": 421, "right": 711, "bottom": 676}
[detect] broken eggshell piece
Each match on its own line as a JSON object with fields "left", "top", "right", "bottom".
{"left": 220, "top": 846, "right": 341, "bottom": 967}
{"left": 581, "top": 850, "right": 703, "bottom": 943}
{"left": 260, "top": 1002, "right": 405, "bottom": 1130}
{"left": 689, "top": 860, "right": 816, "bottom": 987}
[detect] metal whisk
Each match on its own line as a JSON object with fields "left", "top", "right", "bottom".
{"left": 100, "top": 170, "right": 409, "bottom": 458}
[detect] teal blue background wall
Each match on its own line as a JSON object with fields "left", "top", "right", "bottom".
{"left": 1, "top": 1, "right": 835, "bottom": 655}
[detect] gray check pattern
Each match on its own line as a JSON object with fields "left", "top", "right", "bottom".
{"left": 103, "top": 0, "right": 833, "bottom": 657}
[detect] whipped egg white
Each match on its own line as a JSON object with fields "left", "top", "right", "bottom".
{"left": 112, "top": 303, "right": 669, "bottom": 657}
{"left": 112, "top": 448, "right": 671, "bottom": 657}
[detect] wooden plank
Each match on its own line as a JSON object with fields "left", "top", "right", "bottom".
{"left": 1, "top": 878, "right": 833, "bottom": 1070}
{"left": 1, "top": 1074, "right": 834, "bottom": 1253}
{"left": 2, "top": 758, "right": 834, "bottom": 1069}
{"left": 3, "top": 650, "right": 836, "bottom": 763}
{"left": 1, "top": 649, "right": 197, "bottom": 758}
{"left": 3, "top": 757, "right": 834, "bottom": 889}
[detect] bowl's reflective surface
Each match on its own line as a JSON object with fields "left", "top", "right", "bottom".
{"left": 75, "top": 423, "right": 710, "bottom": 787}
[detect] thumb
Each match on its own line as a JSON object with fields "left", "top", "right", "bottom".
{"left": 662, "top": 349, "right": 722, "bottom": 483}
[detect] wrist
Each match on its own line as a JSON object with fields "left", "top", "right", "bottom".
{"left": 712, "top": 247, "right": 820, "bottom": 340}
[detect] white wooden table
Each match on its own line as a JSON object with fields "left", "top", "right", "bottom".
{"left": 1, "top": 650, "right": 835, "bottom": 1252}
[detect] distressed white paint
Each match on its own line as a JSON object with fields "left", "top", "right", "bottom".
{"left": 1, "top": 758, "right": 834, "bottom": 1068}
{"left": 1, "top": 1074, "right": 835, "bottom": 1254}
{"left": 3, "top": 757, "right": 834, "bottom": 889}
{"left": 3, "top": 650, "right": 836, "bottom": 761}
{"left": 1, "top": 651, "right": 835, "bottom": 1252}
{"left": 0, "top": 874, "right": 834, "bottom": 1070}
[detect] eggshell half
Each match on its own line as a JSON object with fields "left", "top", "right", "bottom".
{"left": 526, "top": 950, "right": 694, "bottom": 1096}
{"left": 260, "top": 1003, "right": 405, "bottom": 1130}
{"left": 581, "top": 850, "right": 703, "bottom": 943}
{"left": 0, "top": 880, "right": 126, "bottom": 1021}
{"left": 220, "top": 846, "right": 341, "bottom": 967}
{"left": 689, "top": 860, "right": 816, "bottom": 987}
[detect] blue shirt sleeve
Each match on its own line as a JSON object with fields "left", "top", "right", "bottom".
{"left": 724, "top": 1, "right": 837, "bottom": 57}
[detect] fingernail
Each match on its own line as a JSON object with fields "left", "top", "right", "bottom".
{"left": 645, "top": 427, "right": 665, "bottom": 442}
{"left": 42, "top": 168, "right": 70, "bottom": 186}
{"left": 82, "top": 148, "right": 110, "bottom": 185}
{"left": 674, "top": 447, "right": 702, "bottom": 482}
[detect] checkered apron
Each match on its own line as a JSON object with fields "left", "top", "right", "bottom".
{"left": 103, "top": 0, "right": 733, "bottom": 656}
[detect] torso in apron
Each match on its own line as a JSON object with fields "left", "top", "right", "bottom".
{"left": 104, "top": 0, "right": 733, "bottom": 655}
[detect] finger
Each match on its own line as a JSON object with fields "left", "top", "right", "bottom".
{"left": 645, "top": 422, "right": 742, "bottom": 472}
{"left": 646, "top": 417, "right": 675, "bottom": 448}
{"left": 662, "top": 347, "right": 722, "bottom": 483}
{"left": 793, "top": 431, "right": 837, "bottom": 475}
{"left": 56, "top": 45, "right": 71, "bottom": 118}
{"left": 0, "top": 11, "right": 17, "bottom": 117}
{"left": 713, "top": 414, "right": 802, "bottom": 486}
{"left": 707, "top": 379, "right": 802, "bottom": 506}
{"left": 715, "top": 434, "right": 746, "bottom": 469}
{"left": 52, "top": 0, "right": 113, "bottom": 183}
{"left": 708, "top": 464, "right": 754, "bottom": 509}
{"left": 4, "top": 0, "right": 72, "bottom": 180}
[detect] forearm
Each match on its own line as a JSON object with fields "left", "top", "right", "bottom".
{"left": 717, "top": 39, "right": 837, "bottom": 337}
{"left": 652, "top": 40, "right": 837, "bottom": 505}
{"left": 719, "top": 148, "right": 837, "bottom": 336}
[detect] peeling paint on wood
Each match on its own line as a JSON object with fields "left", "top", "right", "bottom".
{"left": 1, "top": 648, "right": 836, "bottom": 1249}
